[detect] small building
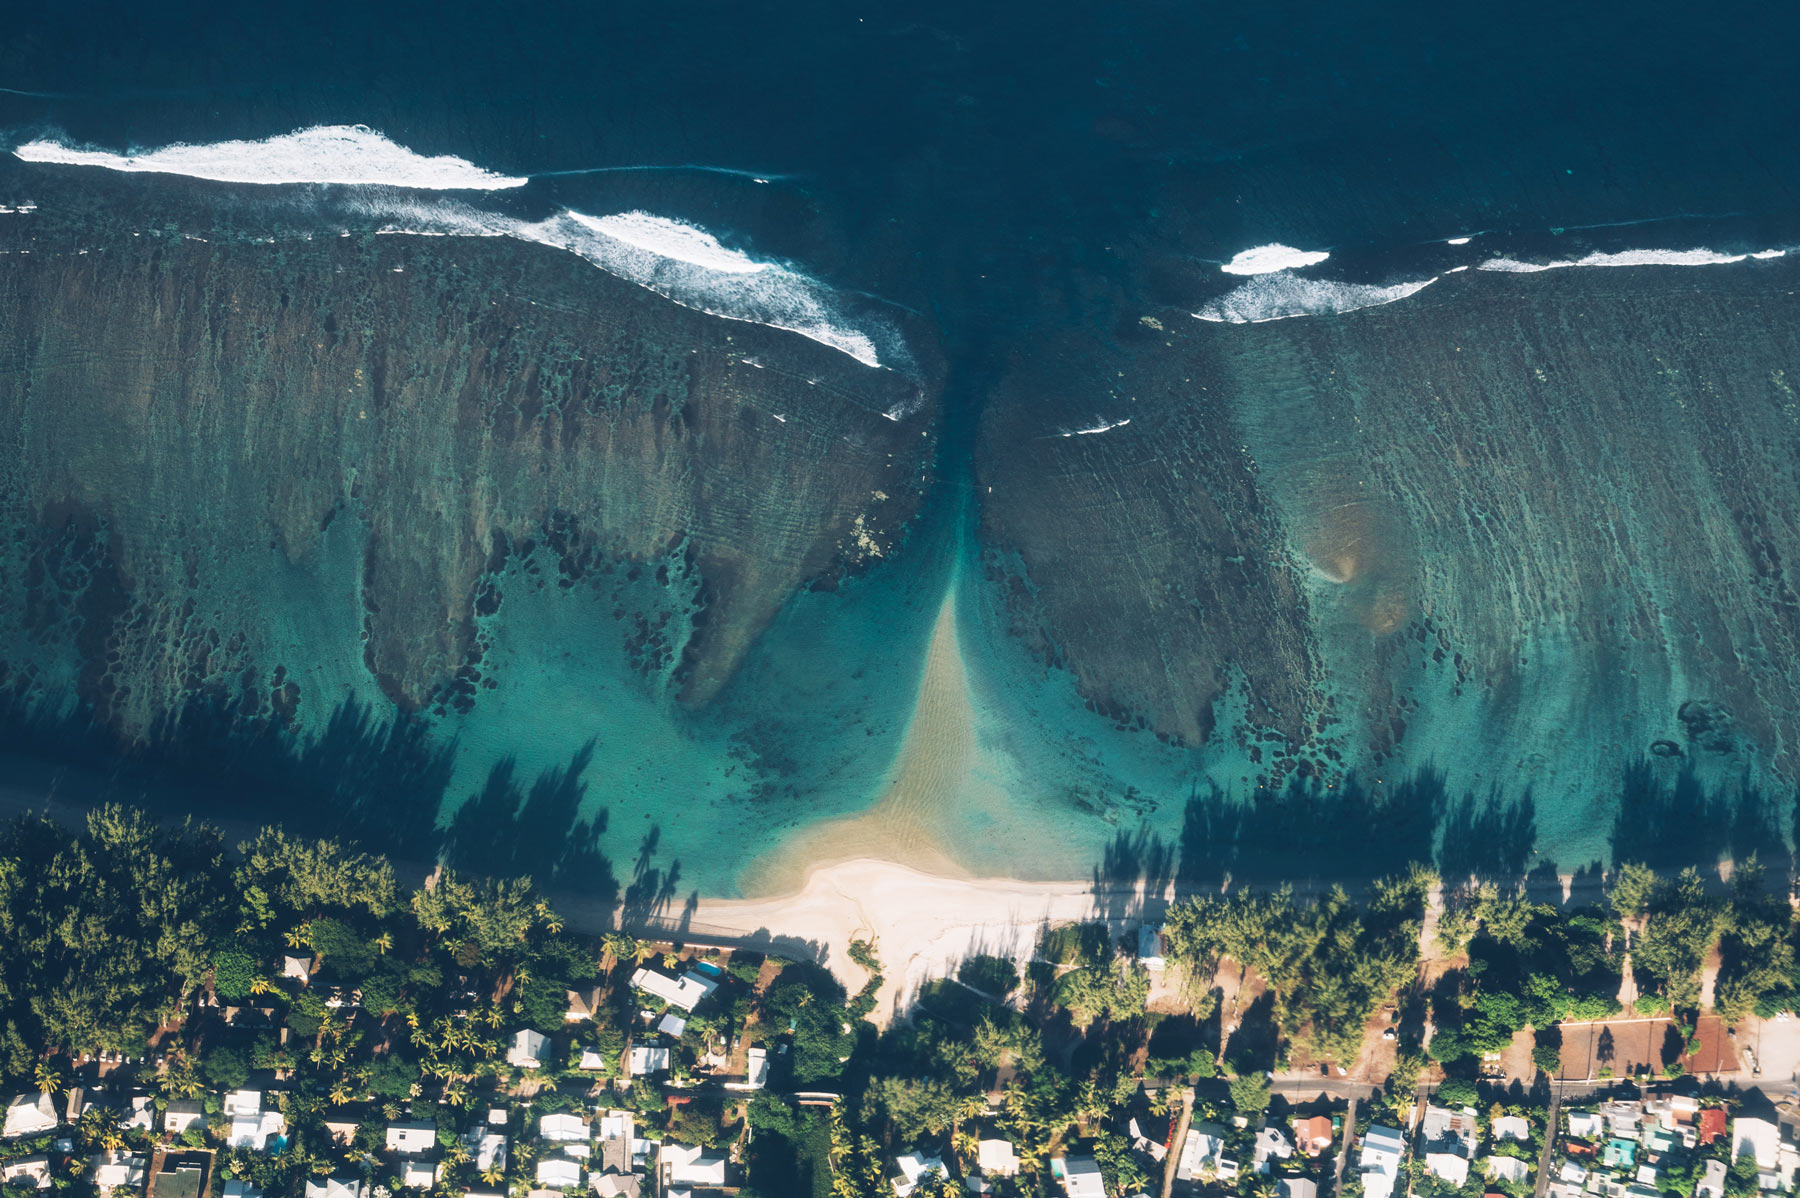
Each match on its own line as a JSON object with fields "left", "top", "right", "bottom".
{"left": 4, "top": 1093, "right": 59, "bottom": 1138}
{"left": 225, "top": 1092, "right": 285, "bottom": 1152}
{"left": 3, "top": 1156, "right": 51, "bottom": 1190}
{"left": 664, "top": 1143, "right": 727, "bottom": 1188}
{"left": 163, "top": 1100, "right": 206, "bottom": 1136}
{"left": 1493, "top": 1116, "right": 1531, "bottom": 1144}
{"left": 628, "top": 1046, "right": 670, "bottom": 1076}
{"left": 508, "top": 1029, "right": 551, "bottom": 1070}
{"left": 1486, "top": 1157, "right": 1531, "bottom": 1184}
{"left": 323, "top": 1118, "right": 360, "bottom": 1147}
{"left": 1359, "top": 1125, "right": 1407, "bottom": 1198}
{"left": 1424, "top": 1152, "right": 1471, "bottom": 1188}
{"left": 656, "top": 1013, "right": 688, "bottom": 1039}
{"left": 1178, "top": 1122, "right": 1228, "bottom": 1181}
{"left": 1136, "top": 925, "right": 1168, "bottom": 970}
{"left": 283, "top": 956, "right": 315, "bottom": 983}
{"left": 1421, "top": 1105, "right": 1478, "bottom": 1159}
{"left": 399, "top": 1161, "right": 436, "bottom": 1189}
{"left": 535, "top": 1159, "right": 583, "bottom": 1189}
{"left": 221, "top": 1181, "right": 263, "bottom": 1198}
{"left": 1567, "top": 1111, "right": 1604, "bottom": 1141}
{"left": 465, "top": 1131, "right": 507, "bottom": 1173}
{"left": 1604, "top": 1139, "right": 1638, "bottom": 1170}
{"left": 1055, "top": 1155, "right": 1106, "bottom": 1198}
{"left": 977, "top": 1139, "right": 1019, "bottom": 1178}
{"left": 541, "top": 1113, "right": 587, "bottom": 1143}
{"left": 1280, "top": 1180, "right": 1318, "bottom": 1198}
{"left": 91, "top": 1150, "right": 149, "bottom": 1193}
{"left": 589, "top": 1175, "right": 641, "bottom": 1198}
{"left": 1254, "top": 1126, "right": 1294, "bottom": 1173}
{"left": 627, "top": 968, "right": 718, "bottom": 1013}
{"left": 1698, "top": 1108, "right": 1728, "bottom": 1147}
{"left": 120, "top": 1097, "right": 156, "bottom": 1134}
{"left": 1697, "top": 1158, "right": 1729, "bottom": 1198}
{"left": 303, "top": 1178, "right": 367, "bottom": 1198}
{"left": 387, "top": 1121, "right": 439, "bottom": 1156}
{"left": 578, "top": 1049, "right": 612, "bottom": 1071}
{"left": 891, "top": 1151, "right": 947, "bottom": 1197}
{"left": 1735, "top": 1119, "right": 1780, "bottom": 1171}
{"left": 1294, "top": 1115, "right": 1335, "bottom": 1156}
{"left": 565, "top": 987, "right": 604, "bottom": 1023}
{"left": 151, "top": 1154, "right": 208, "bottom": 1198}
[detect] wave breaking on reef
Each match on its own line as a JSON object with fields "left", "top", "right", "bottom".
{"left": 1221, "top": 243, "right": 1331, "bottom": 275}
{"left": 1480, "top": 247, "right": 1789, "bottom": 272}
{"left": 361, "top": 198, "right": 892, "bottom": 369}
{"left": 1195, "top": 273, "right": 1437, "bottom": 323}
{"left": 13, "top": 125, "right": 529, "bottom": 189}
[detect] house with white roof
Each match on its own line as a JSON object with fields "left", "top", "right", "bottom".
{"left": 1056, "top": 1155, "right": 1106, "bottom": 1198}
{"left": 3, "top": 1094, "right": 58, "bottom": 1139}
{"left": 1254, "top": 1126, "right": 1294, "bottom": 1173}
{"left": 507, "top": 1029, "right": 551, "bottom": 1069}
{"left": 1178, "top": 1122, "right": 1229, "bottom": 1181}
{"left": 628, "top": 1046, "right": 670, "bottom": 1076}
{"left": 1698, "top": 1158, "right": 1729, "bottom": 1198}
{"left": 628, "top": 968, "right": 718, "bottom": 1013}
{"left": 3, "top": 1155, "right": 50, "bottom": 1189}
{"left": 386, "top": 1121, "right": 438, "bottom": 1156}
{"left": 1567, "top": 1111, "right": 1604, "bottom": 1140}
{"left": 1359, "top": 1125, "right": 1407, "bottom": 1198}
{"left": 223, "top": 1091, "right": 285, "bottom": 1152}
{"left": 891, "top": 1151, "right": 947, "bottom": 1197}
{"left": 164, "top": 1100, "right": 206, "bottom": 1135}
{"left": 578, "top": 1048, "right": 612, "bottom": 1071}
{"left": 664, "top": 1143, "right": 727, "bottom": 1188}
{"left": 1421, "top": 1105, "right": 1478, "bottom": 1158}
{"left": 398, "top": 1160, "right": 436, "bottom": 1189}
{"left": 1424, "top": 1153, "right": 1470, "bottom": 1187}
{"left": 540, "top": 1112, "right": 587, "bottom": 1143}
{"left": 535, "top": 1158, "right": 583, "bottom": 1189}
{"left": 1280, "top": 1180, "right": 1318, "bottom": 1198}
{"left": 90, "top": 1150, "right": 147, "bottom": 1192}
{"left": 303, "top": 1177, "right": 366, "bottom": 1198}
{"left": 464, "top": 1130, "right": 507, "bottom": 1173}
{"left": 1486, "top": 1157, "right": 1531, "bottom": 1184}
{"left": 1493, "top": 1115, "right": 1532, "bottom": 1144}
{"left": 221, "top": 1180, "right": 262, "bottom": 1198}
{"left": 1735, "top": 1118, "right": 1780, "bottom": 1170}
{"left": 1137, "top": 925, "right": 1168, "bottom": 970}
{"left": 977, "top": 1139, "right": 1019, "bottom": 1178}
{"left": 656, "top": 1013, "right": 687, "bottom": 1039}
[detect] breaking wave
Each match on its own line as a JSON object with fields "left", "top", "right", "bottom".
{"left": 1479, "top": 247, "right": 1788, "bottom": 272}
{"left": 358, "top": 198, "right": 891, "bottom": 368}
{"left": 13, "top": 125, "right": 528, "bottom": 189}
{"left": 1194, "top": 273, "right": 1437, "bottom": 324}
{"left": 1222, "top": 243, "right": 1331, "bottom": 275}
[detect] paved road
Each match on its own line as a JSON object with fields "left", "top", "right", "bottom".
{"left": 1533, "top": 1089, "right": 1561, "bottom": 1198}
{"left": 1334, "top": 1096, "right": 1358, "bottom": 1197}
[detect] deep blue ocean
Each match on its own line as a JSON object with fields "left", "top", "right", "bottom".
{"left": 1, "top": 0, "right": 1798, "bottom": 898}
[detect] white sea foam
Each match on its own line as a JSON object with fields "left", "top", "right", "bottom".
{"left": 1060, "top": 417, "right": 1132, "bottom": 437}
{"left": 566, "top": 211, "right": 766, "bottom": 275}
{"left": 13, "top": 125, "right": 528, "bottom": 189}
{"left": 353, "top": 197, "right": 889, "bottom": 368}
{"left": 1222, "top": 243, "right": 1330, "bottom": 275}
{"left": 1477, "top": 247, "right": 1780, "bottom": 272}
{"left": 1194, "top": 274, "right": 1437, "bottom": 324}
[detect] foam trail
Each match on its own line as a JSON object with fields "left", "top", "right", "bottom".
{"left": 530, "top": 164, "right": 789, "bottom": 182}
{"left": 356, "top": 197, "right": 892, "bottom": 369}
{"left": 1478, "top": 247, "right": 1777, "bottom": 272}
{"left": 14, "top": 125, "right": 527, "bottom": 189}
{"left": 1222, "top": 244, "right": 1330, "bottom": 275}
{"left": 1195, "top": 274, "right": 1437, "bottom": 324}
{"left": 1060, "top": 418, "right": 1131, "bottom": 437}
{"left": 0, "top": 87, "right": 72, "bottom": 98}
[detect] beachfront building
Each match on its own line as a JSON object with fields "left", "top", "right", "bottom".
{"left": 1359, "top": 1125, "right": 1407, "bottom": 1198}
{"left": 1136, "top": 925, "right": 1168, "bottom": 971}
{"left": 628, "top": 967, "right": 719, "bottom": 1013}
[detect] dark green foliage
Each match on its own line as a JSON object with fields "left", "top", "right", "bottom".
{"left": 212, "top": 950, "right": 259, "bottom": 1003}
{"left": 763, "top": 963, "right": 854, "bottom": 1085}
{"left": 513, "top": 973, "right": 570, "bottom": 1031}
{"left": 201, "top": 1044, "right": 251, "bottom": 1090}
{"left": 956, "top": 955, "right": 1020, "bottom": 996}
{"left": 1228, "top": 1071, "right": 1272, "bottom": 1118}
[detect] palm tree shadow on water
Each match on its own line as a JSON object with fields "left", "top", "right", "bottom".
{"left": 1085, "top": 757, "right": 1797, "bottom": 904}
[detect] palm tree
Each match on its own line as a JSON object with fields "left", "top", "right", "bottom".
{"left": 480, "top": 1167, "right": 504, "bottom": 1188}
{"left": 329, "top": 1083, "right": 352, "bottom": 1106}
{"left": 285, "top": 923, "right": 312, "bottom": 950}
{"left": 249, "top": 977, "right": 272, "bottom": 997}
{"left": 374, "top": 931, "right": 394, "bottom": 956}
{"left": 33, "top": 1061, "right": 65, "bottom": 1096}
